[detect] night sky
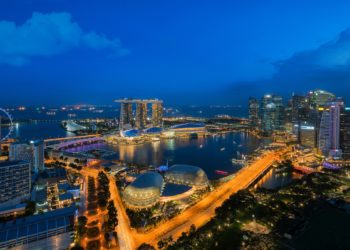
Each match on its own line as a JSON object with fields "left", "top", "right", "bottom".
{"left": 1, "top": 0, "right": 350, "bottom": 106}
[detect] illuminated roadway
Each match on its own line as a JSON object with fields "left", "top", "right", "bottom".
{"left": 133, "top": 150, "right": 281, "bottom": 247}
{"left": 43, "top": 134, "right": 101, "bottom": 143}
{"left": 68, "top": 149, "right": 282, "bottom": 249}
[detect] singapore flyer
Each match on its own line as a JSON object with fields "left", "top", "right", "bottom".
{"left": 0, "top": 108, "right": 14, "bottom": 142}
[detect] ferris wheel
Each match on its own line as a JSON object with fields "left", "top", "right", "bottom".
{"left": 0, "top": 108, "right": 14, "bottom": 142}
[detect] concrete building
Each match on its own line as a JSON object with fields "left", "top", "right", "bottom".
{"left": 0, "top": 161, "right": 31, "bottom": 208}
{"left": 9, "top": 143, "right": 34, "bottom": 168}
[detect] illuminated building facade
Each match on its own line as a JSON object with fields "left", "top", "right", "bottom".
{"left": 0, "top": 161, "right": 31, "bottom": 208}
{"left": 260, "top": 94, "right": 284, "bottom": 135}
{"left": 123, "top": 172, "right": 164, "bottom": 209}
{"left": 340, "top": 107, "right": 350, "bottom": 159}
{"left": 248, "top": 97, "right": 259, "bottom": 127}
{"left": 120, "top": 102, "right": 133, "bottom": 129}
{"left": 31, "top": 140, "right": 45, "bottom": 172}
{"left": 308, "top": 89, "right": 336, "bottom": 109}
{"left": 136, "top": 102, "right": 148, "bottom": 129}
{"left": 152, "top": 102, "right": 163, "bottom": 127}
{"left": 318, "top": 99, "right": 343, "bottom": 158}
{"left": 299, "top": 125, "right": 316, "bottom": 148}
{"left": 164, "top": 164, "right": 209, "bottom": 187}
{"left": 116, "top": 99, "right": 163, "bottom": 130}
{"left": 9, "top": 143, "right": 34, "bottom": 169}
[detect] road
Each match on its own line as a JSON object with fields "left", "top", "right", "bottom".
{"left": 132, "top": 151, "right": 279, "bottom": 247}
{"left": 70, "top": 149, "right": 280, "bottom": 249}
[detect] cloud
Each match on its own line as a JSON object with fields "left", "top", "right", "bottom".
{"left": 227, "top": 27, "right": 350, "bottom": 104}
{"left": 0, "top": 12, "right": 129, "bottom": 66}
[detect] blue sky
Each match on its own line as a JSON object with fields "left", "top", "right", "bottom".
{"left": 1, "top": 0, "right": 350, "bottom": 106}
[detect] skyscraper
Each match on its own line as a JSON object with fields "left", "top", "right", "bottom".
{"left": 0, "top": 161, "right": 31, "bottom": 208}
{"left": 136, "top": 102, "right": 148, "bottom": 129}
{"left": 318, "top": 99, "right": 343, "bottom": 158}
{"left": 260, "top": 94, "right": 284, "bottom": 135}
{"left": 30, "top": 140, "right": 45, "bottom": 172}
{"left": 340, "top": 107, "right": 350, "bottom": 160}
{"left": 120, "top": 102, "right": 133, "bottom": 129}
{"left": 152, "top": 101, "right": 163, "bottom": 127}
{"left": 248, "top": 97, "right": 259, "bottom": 127}
{"left": 291, "top": 94, "right": 309, "bottom": 123}
{"left": 308, "top": 89, "right": 336, "bottom": 109}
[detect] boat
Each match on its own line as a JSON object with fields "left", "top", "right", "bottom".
{"left": 151, "top": 137, "right": 160, "bottom": 142}
{"left": 232, "top": 158, "right": 246, "bottom": 165}
{"left": 232, "top": 151, "right": 246, "bottom": 165}
{"left": 215, "top": 170, "right": 229, "bottom": 175}
{"left": 220, "top": 147, "right": 225, "bottom": 151}
{"left": 233, "top": 140, "right": 237, "bottom": 144}
{"left": 199, "top": 144, "right": 203, "bottom": 148}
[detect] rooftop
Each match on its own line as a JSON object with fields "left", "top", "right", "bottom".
{"left": 0, "top": 206, "right": 76, "bottom": 242}
{"left": 129, "top": 172, "right": 163, "bottom": 189}
{"left": 0, "top": 160, "right": 29, "bottom": 168}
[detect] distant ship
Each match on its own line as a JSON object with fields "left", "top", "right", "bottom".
{"left": 215, "top": 170, "right": 229, "bottom": 175}
{"left": 199, "top": 144, "right": 204, "bottom": 148}
{"left": 151, "top": 137, "right": 160, "bottom": 142}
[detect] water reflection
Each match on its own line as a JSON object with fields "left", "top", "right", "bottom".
{"left": 106, "top": 132, "right": 266, "bottom": 179}
{"left": 255, "top": 168, "right": 303, "bottom": 190}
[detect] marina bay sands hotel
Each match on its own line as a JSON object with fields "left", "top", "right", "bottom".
{"left": 116, "top": 99, "right": 163, "bottom": 129}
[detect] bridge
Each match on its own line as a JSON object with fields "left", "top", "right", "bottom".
{"left": 50, "top": 137, "right": 105, "bottom": 151}
{"left": 44, "top": 134, "right": 101, "bottom": 143}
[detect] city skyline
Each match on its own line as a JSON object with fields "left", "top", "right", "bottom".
{"left": 1, "top": 1, "right": 350, "bottom": 106}
{"left": 2, "top": 3, "right": 350, "bottom": 249}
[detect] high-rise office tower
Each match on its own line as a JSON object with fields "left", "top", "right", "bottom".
{"left": 0, "top": 161, "right": 31, "bottom": 208}
{"left": 291, "top": 94, "right": 309, "bottom": 123}
{"left": 152, "top": 101, "right": 163, "bottom": 127}
{"left": 272, "top": 95, "right": 285, "bottom": 130}
{"left": 120, "top": 102, "right": 133, "bottom": 129}
{"left": 30, "top": 140, "right": 45, "bottom": 172}
{"left": 340, "top": 107, "right": 350, "bottom": 159}
{"left": 318, "top": 99, "right": 343, "bottom": 158}
{"left": 248, "top": 97, "right": 260, "bottom": 127}
{"left": 308, "top": 89, "right": 336, "bottom": 109}
{"left": 136, "top": 102, "right": 148, "bottom": 129}
{"left": 260, "top": 94, "right": 284, "bottom": 135}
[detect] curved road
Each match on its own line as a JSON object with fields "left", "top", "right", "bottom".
{"left": 75, "top": 150, "right": 281, "bottom": 249}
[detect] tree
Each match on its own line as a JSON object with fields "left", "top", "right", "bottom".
{"left": 107, "top": 201, "right": 118, "bottom": 231}
{"left": 76, "top": 216, "right": 88, "bottom": 237}
{"left": 138, "top": 243, "right": 155, "bottom": 250}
